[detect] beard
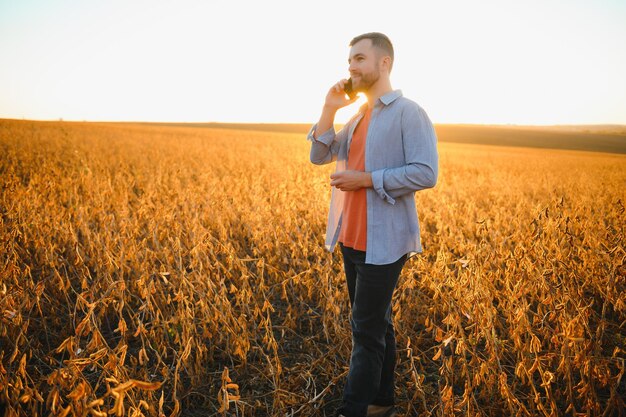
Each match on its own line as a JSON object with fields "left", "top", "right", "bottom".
{"left": 353, "top": 67, "right": 381, "bottom": 93}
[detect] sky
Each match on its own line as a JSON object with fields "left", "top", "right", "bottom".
{"left": 1, "top": 0, "right": 625, "bottom": 125}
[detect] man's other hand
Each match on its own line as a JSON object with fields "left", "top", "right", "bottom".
{"left": 330, "top": 170, "right": 373, "bottom": 191}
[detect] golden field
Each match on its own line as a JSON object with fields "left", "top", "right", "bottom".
{"left": 0, "top": 119, "right": 624, "bottom": 416}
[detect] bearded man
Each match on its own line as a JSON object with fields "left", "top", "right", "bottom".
{"left": 307, "top": 32, "right": 439, "bottom": 417}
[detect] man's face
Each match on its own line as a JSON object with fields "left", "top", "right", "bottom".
{"left": 348, "top": 39, "right": 382, "bottom": 92}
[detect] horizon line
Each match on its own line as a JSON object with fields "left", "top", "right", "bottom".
{"left": 2, "top": 117, "right": 626, "bottom": 128}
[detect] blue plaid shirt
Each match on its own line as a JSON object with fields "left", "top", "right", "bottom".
{"left": 307, "top": 90, "right": 439, "bottom": 265}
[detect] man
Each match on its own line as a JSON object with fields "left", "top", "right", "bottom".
{"left": 307, "top": 32, "right": 439, "bottom": 417}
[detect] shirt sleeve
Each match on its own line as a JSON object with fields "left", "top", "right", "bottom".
{"left": 370, "top": 104, "right": 438, "bottom": 204}
{"left": 307, "top": 123, "right": 346, "bottom": 165}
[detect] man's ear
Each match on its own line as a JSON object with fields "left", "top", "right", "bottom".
{"left": 381, "top": 55, "right": 392, "bottom": 73}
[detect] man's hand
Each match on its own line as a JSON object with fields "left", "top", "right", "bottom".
{"left": 330, "top": 170, "right": 373, "bottom": 191}
{"left": 324, "top": 79, "right": 358, "bottom": 112}
{"left": 314, "top": 79, "right": 358, "bottom": 140}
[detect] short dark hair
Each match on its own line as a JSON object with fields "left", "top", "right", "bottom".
{"left": 349, "top": 32, "right": 394, "bottom": 71}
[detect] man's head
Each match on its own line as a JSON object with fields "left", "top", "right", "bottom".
{"left": 348, "top": 32, "right": 394, "bottom": 94}
{"left": 349, "top": 32, "right": 394, "bottom": 72}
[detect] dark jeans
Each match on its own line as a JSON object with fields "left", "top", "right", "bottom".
{"left": 338, "top": 243, "right": 408, "bottom": 417}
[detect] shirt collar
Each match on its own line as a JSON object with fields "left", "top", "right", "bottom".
{"left": 380, "top": 89, "right": 403, "bottom": 105}
{"left": 359, "top": 90, "right": 403, "bottom": 113}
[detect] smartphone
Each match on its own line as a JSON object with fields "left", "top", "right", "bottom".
{"left": 344, "top": 78, "right": 358, "bottom": 100}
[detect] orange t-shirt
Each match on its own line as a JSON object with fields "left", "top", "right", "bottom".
{"left": 339, "top": 108, "right": 371, "bottom": 251}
